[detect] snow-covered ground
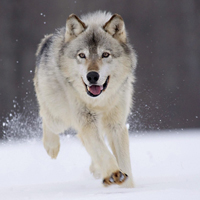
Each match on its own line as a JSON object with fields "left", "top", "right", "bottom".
{"left": 0, "top": 130, "right": 200, "bottom": 200}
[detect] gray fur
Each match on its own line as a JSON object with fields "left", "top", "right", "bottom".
{"left": 34, "top": 11, "right": 137, "bottom": 188}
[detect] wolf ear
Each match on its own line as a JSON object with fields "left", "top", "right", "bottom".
{"left": 103, "top": 14, "right": 126, "bottom": 43}
{"left": 65, "top": 14, "right": 86, "bottom": 42}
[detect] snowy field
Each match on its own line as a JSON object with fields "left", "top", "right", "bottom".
{"left": 0, "top": 130, "right": 200, "bottom": 200}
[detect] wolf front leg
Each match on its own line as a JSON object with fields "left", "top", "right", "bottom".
{"left": 42, "top": 122, "right": 60, "bottom": 159}
{"left": 78, "top": 125, "right": 128, "bottom": 186}
{"left": 105, "top": 125, "right": 134, "bottom": 188}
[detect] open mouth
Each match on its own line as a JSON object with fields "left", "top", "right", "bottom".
{"left": 83, "top": 76, "right": 110, "bottom": 98}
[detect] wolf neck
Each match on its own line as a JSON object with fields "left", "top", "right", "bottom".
{"left": 83, "top": 95, "right": 120, "bottom": 112}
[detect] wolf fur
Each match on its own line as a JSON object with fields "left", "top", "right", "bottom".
{"left": 34, "top": 11, "right": 137, "bottom": 188}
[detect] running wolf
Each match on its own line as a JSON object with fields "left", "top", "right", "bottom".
{"left": 34, "top": 11, "right": 137, "bottom": 188}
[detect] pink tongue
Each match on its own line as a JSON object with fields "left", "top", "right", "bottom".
{"left": 89, "top": 85, "right": 101, "bottom": 95}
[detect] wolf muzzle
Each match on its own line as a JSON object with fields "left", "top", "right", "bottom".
{"left": 83, "top": 71, "right": 110, "bottom": 97}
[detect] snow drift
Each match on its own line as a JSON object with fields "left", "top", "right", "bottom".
{"left": 0, "top": 130, "right": 200, "bottom": 200}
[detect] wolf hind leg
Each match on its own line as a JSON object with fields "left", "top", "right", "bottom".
{"left": 42, "top": 122, "right": 60, "bottom": 159}
{"left": 78, "top": 125, "right": 120, "bottom": 182}
{"left": 89, "top": 160, "right": 101, "bottom": 179}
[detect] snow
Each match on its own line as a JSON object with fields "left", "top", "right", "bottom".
{"left": 0, "top": 130, "right": 200, "bottom": 200}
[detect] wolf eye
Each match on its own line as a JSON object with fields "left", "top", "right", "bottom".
{"left": 102, "top": 52, "right": 110, "bottom": 58}
{"left": 79, "top": 53, "right": 86, "bottom": 59}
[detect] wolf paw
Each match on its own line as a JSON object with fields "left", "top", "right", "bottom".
{"left": 103, "top": 170, "right": 128, "bottom": 186}
{"left": 43, "top": 141, "right": 60, "bottom": 159}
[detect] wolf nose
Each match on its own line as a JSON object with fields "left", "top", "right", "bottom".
{"left": 87, "top": 71, "right": 99, "bottom": 84}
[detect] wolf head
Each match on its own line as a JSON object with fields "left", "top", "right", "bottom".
{"left": 60, "top": 11, "right": 137, "bottom": 101}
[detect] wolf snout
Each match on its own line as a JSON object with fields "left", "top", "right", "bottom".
{"left": 87, "top": 71, "right": 99, "bottom": 84}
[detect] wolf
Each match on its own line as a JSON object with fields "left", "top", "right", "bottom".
{"left": 34, "top": 11, "right": 137, "bottom": 188}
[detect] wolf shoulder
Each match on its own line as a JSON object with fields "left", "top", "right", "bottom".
{"left": 36, "top": 34, "right": 53, "bottom": 64}
{"left": 35, "top": 28, "right": 65, "bottom": 67}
